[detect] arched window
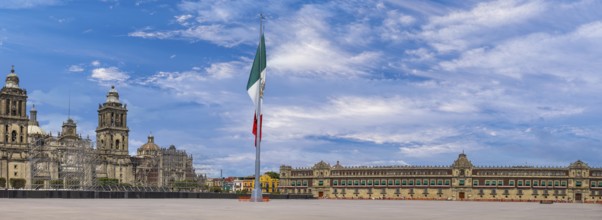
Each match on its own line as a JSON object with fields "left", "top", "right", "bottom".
{"left": 11, "top": 130, "right": 17, "bottom": 142}
{"left": 116, "top": 140, "right": 120, "bottom": 149}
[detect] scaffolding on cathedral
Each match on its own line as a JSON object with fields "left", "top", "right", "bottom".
{"left": 29, "top": 136, "right": 101, "bottom": 190}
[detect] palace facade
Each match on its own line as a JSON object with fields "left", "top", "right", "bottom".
{"left": 0, "top": 67, "right": 198, "bottom": 189}
{"left": 279, "top": 153, "right": 602, "bottom": 203}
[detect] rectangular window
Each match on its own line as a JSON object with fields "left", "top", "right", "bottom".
{"left": 430, "top": 179, "right": 436, "bottom": 185}
{"left": 402, "top": 180, "right": 407, "bottom": 185}
{"left": 303, "top": 181, "right": 308, "bottom": 186}
{"left": 554, "top": 181, "right": 559, "bottom": 187}
{"left": 367, "top": 180, "right": 372, "bottom": 185}
{"left": 361, "top": 180, "right": 366, "bottom": 186}
{"left": 548, "top": 181, "right": 553, "bottom": 187}
{"left": 599, "top": 182, "right": 602, "bottom": 187}
{"left": 395, "top": 180, "right": 400, "bottom": 185}
{"left": 342, "top": 180, "right": 346, "bottom": 186}
{"left": 526, "top": 180, "right": 531, "bottom": 186}
{"left": 445, "top": 180, "right": 450, "bottom": 185}
{"left": 388, "top": 180, "right": 393, "bottom": 185}
{"left": 459, "top": 179, "right": 465, "bottom": 186}
{"left": 533, "top": 180, "right": 539, "bottom": 186}
{"left": 416, "top": 179, "right": 421, "bottom": 185}
{"left": 381, "top": 180, "right": 386, "bottom": 186}
{"left": 319, "top": 180, "right": 323, "bottom": 186}
{"left": 491, "top": 181, "right": 496, "bottom": 186}
{"left": 473, "top": 180, "right": 479, "bottom": 186}
{"left": 590, "top": 181, "right": 596, "bottom": 187}
{"left": 541, "top": 181, "right": 546, "bottom": 186}
{"left": 437, "top": 180, "right": 443, "bottom": 185}
{"left": 347, "top": 180, "right": 352, "bottom": 186}
{"left": 409, "top": 180, "right": 414, "bottom": 186}
{"left": 485, "top": 180, "right": 490, "bottom": 186}
{"left": 333, "top": 180, "right": 338, "bottom": 186}
{"left": 291, "top": 181, "right": 296, "bottom": 186}
{"left": 518, "top": 180, "right": 523, "bottom": 186}
{"left": 576, "top": 181, "right": 582, "bottom": 187}
{"left": 561, "top": 181, "right": 567, "bottom": 186}
{"left": 498, "top": 180, "right": 503, "bottom": 186}
{"left": 375, "top": 180, "right": 379, "bottom": 186}
{"left": 354, "top": 180, "right": 359, "bottom": 186}
{"left": 509, "top": 180, "right": 515, "bottom": 186}
{"left": 423, "top": 179, "right": 429, "bottom": 185}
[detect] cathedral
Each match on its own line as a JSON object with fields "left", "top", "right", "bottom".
{"left": 0, "top": 66, "right": 198, "bottom": 190}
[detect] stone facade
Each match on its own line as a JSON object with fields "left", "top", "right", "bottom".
{"left": 95, "top": 86, "right": 134, "bottom": 184}
{"left": 279, "top": 153, "right": 602, "bottom": 203}
{"left": 0, "top": 66, "right": 31, "bottom": 188}
{"left": 132, "top": 136, "right": 196, "bottom": 188}
{"left": 0, "top": 67, "right": 198, "bottom": 189}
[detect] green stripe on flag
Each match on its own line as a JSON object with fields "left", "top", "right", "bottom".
{"left": 246, "top": 34, "right": 266, "bottom": 91}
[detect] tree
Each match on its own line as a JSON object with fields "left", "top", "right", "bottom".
{"left": 265, "top": 171, "right": 279, "bottom": 179}
{"left": 0, "top": 177, "right": 5, "bottom": 188}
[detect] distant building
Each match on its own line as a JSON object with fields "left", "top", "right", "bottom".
{"left": 279, "top": 153, "right": 602, "bottom": 203}
{"left": 240, "top": 174, "right": 279, "bottom": 193}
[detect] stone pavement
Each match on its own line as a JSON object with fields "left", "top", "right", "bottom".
{"left": 0, "top": 199, "right": 600, "bottom": 220}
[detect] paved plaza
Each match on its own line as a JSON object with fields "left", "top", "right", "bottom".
{"left": 0, "top": 199, "right": 600, "bottom": 220}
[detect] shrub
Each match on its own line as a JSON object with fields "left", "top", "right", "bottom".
{"left": 98, "top": 178, "right": 119, "bottom": 186}
{"left": 50, "top": 179, "right": 64, "bottom": 189}
{"left": 10, "top": 178, "right": 26, "bottom": 189}
{"left": 0, "top": 177, "right": 5, "bottom": 188}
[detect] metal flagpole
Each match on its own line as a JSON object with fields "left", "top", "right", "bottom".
{"left": 251, "top": 13, "right": 265, "bottom": 202}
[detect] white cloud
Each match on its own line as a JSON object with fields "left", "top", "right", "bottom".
{"left": 268, "top": 5, "right": 383, "bottom": 77}
{"left": 400, "top": 142, "right": 473, "bottom": 158}
{"left": 379, "top": 10, "right": 415, "bottom": 42}
{"left": 141, "top": 60, "right": 246, "bottom": 104}
{"left": 90, "top": 67, "right": 130, "bottom": 85}
{"left": 421, "top": 0, "right": 545, "bottom": 52}
{"left": 68, "top": 64, "right": 84, "bottom": 73}
{"left": 129, "top": 25, "right": 254, "bottom": 47}
{"left": 439, "top": 21, "right": 602, "bottom": 81}
{"left": 0, "top": 0, "right": 60, "bottom": 9}
{"left": 91, "top": 60, "right": 101, "bottom": 67}
{"left": 175, "top": 14, "right": 193, "bottom": 26}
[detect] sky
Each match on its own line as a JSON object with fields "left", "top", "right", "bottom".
{"left": 1, "top": 0, "right": 601, "bottom": 177}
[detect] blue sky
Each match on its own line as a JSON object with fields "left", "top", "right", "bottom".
{"left": 1, "top": 0, "right": 601, "bottom": 177}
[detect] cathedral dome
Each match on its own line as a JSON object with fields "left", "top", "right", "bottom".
{"left": 139, "top": 135, "right": 160, "bottom": 154}
{"left": 28, "top": 124, "right": 46, "bottom": 136}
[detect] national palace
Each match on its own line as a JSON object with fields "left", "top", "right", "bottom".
{"left": 279, "top": 153, "right": 602, "bottom": 203}
{"left": 0, "top": 66, "right": 197, "bottom": 189}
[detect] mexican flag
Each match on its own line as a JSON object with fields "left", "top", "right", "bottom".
{"left": 246, "top": 34, "right": 266, "bottom": 147}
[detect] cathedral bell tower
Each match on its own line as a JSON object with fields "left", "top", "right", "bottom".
{"left": 0, "top": 66, "right": 29, "bottom": 147}
{"left": 95, "top": 85, "right": 133, "bottom": 184}
{"left": 96, "top": 85, "right": 129, "bottom": 155}
{"left": 0, "top": 66, "right": 30, "bottom": 188}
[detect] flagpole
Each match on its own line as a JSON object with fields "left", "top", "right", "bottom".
{"left": 251, "top": 13, "right": 265, "bottom": 202}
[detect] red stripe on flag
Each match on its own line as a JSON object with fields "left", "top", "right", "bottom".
{"left": 253, "top": 114, "right": 263, "bottom": 147}
{"left": 252, "top": 113, "right": 263, "bottom": 147}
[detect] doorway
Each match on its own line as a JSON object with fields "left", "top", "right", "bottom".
{"left": 318, "top": 191, "right": 324, "bottom": 198}
{"left": 459, "top": 192, "right": 465, "bottom": 200}
{"left": 575, "top": 193, "right": 582, "bottom": 203}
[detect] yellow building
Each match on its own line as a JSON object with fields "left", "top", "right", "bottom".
{"left": 243, "top": 174, "right": 279, "bottom": 193}
{"left": 279, "top": 153, "right": 602, "bottom": 203}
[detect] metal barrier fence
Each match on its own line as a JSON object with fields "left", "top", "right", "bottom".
{"left": 0, "top": 190, "right": 315, "bottom": 199}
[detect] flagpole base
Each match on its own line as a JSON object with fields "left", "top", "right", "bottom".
{"left": 250, "top": 189, "right": 264, "bottom": 202}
